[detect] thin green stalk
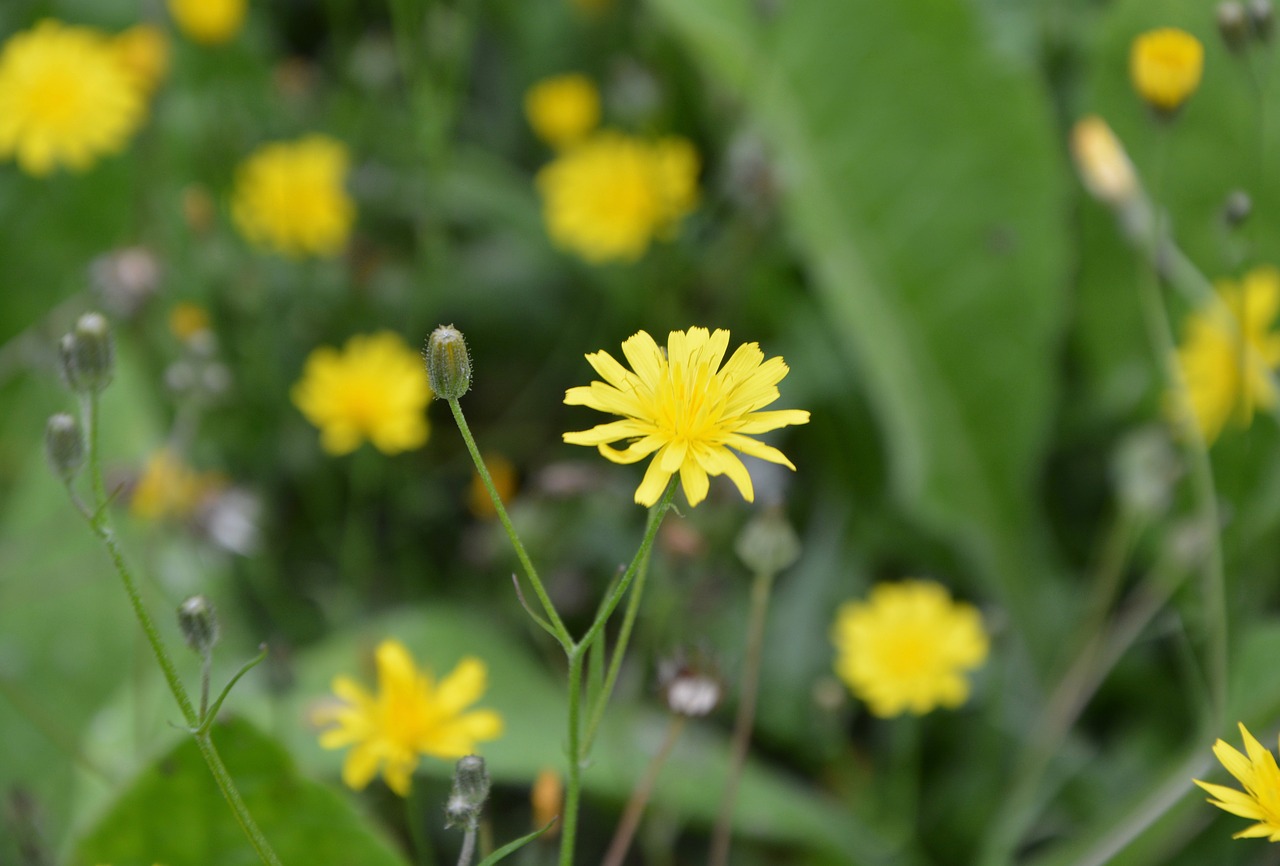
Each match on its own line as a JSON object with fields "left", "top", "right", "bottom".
{"left": 447, "top": 398, "right": 571, "bottom": 647}
{"left": 708, "top": 568, "right": 776, "bottom": 866}
{"left": 195, "top": 732, "right": 285, "bottom": 866}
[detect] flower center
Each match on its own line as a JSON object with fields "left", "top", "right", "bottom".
{"left": 25, "top": 67, "right": 85, "bottom": 126}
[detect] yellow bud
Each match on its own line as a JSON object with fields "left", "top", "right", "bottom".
{"left": 1130, "top": 28, "right": 1204, "bottom": 113}
{"left": 1070, "top": 116, "right": 1138, "bottom": 207}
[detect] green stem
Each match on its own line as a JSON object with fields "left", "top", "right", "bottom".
{"left": 447, "top": 398, "right": 572, "bottom": 647}
{"left": 195, "top": 732, "right": 285, "bottom": 866}
{"left": 601, "top": 715, "right": 686, "bottom": 866}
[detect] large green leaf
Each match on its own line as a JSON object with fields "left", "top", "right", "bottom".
{"left": 647, "top": 0, "right": 1071, "bottom": 641}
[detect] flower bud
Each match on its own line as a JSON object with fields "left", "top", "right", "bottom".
{"left": 1224, "top": 189, "right": 1253, "bottom": 227}
{"left": 735, "top": 507, "right": 801, "bottom": 577}
{"left": 178, "top": 595, "right": 220, "bottom": 655}
{"left": 1070, "top": 116, "right": 1138, "bottom": 208}
{"left": 1218, "top": 2, "right": 1251, "bottom": 51}
{"left": 45, "top": 413, "right": 85, "bottom": 482}
{"left": 444, "top": 754, "right": 490, "bottom": 829}
{"left": 1250, "top": 0, "right": 1274, "bottom": 40}
{"left": 59, "top": 312, "right": 115, "bottom": 394}
{"left": 424, "top": 324, "right": 472, "bottom": 400}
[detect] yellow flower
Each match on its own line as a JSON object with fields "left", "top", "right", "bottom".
{"left": 112, "top": 24, "right": 170, "bottom": 96}
{"left": 167, "top": 0, "right": 247, "bottom": 46}
{"left": 1174, "top": 266, "right": 1280, "bottom": 445}
{"left": 169, "top": 302, "right": 211, "bottom": 342}
{"left": 1130, "top": 28, "right": 1204, "bottom": 112}
{"left": 291, "top": 332, "right": 432, "bottom": 456}
{"left": 563, "top": 327, "right": 809, "bottom": 507}
{"left": 130, "top": 449, "right": 225, "bottom": 520}
{"left": 314, "top": 639, "right": 503, "bottom": 796}
{"left": 524, "top": 74, "right": 601, "bottom": 149}
{"left": 831, "top": 580, "right": 988, "bottom": 718}
{"left": 231, "top": 134, "right": 356, "bottom": 259}
{"left": 531, "top": 768, "right": 563, "bottom": 836}
{"left": 536, "top": 131, "right": 699, "bottom": 263}
{"left": 469, "top": 453, "right": 518, "bottom": 519}
{"left": 1070, "top": 115, "right": 1138, "bottom": 207}
{"left": 0, "top": 20, "right": 147, "bottom": 176}
{"left": 1195, "top": 722, "right": 1280, "bottom": 840}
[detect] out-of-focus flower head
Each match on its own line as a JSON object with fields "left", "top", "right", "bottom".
{"left": 536, "top": 131, "right": 699, "bottom": 263}
{"left": 0, "top": 20, "right": 148, "bottom": 176}
{"left": 167, "top": 0, "right": 247, "bottom": 46}
{"left": 90, "top": 247, "right": 162, "bottom": 319}
{"left": 130, "top": 449, "right": 226, "bottom": 521}
{"left": 831, "top": 580, "right": 988, "bottom": 717}
{"left": 525, "top": 73, "right": 601, "bottom": 149}
{"left": 1195, "top": 722, "right": 1280, "bottom": 841}
{"left": 313, "top": 639, "right": 503, "bottom": 796}
{"left": 1174, "top": 265, "right": 1280, "bottom": 444}
{"left": 169, "top": 302, "right": 212, "bottom": 344}
{"left": 1130, "top": 27, "right": 1204, "bottom": 113}
{"left": 531, "top": 768, "right": 563, "bottom": 836}
{"left": 231, "top": 134, "right": 356, "bottom": 259}
{"left": 112, "top": 24, "right": 169, "bottom": 96}
{"left": 292, "top": 331, "right": 432, "bottom": 456}
{"left": 563, "top": 327, "right": 809, "bottom": 507}
{"left": 469, "top": 453, "right": 518, "bottom": 519}
{"left": 1070, "top": 115, "right": 1139, "bottom": 208}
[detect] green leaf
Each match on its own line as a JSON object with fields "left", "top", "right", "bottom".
{"left": 647, "top": 0, "right": 1071, "bottom": 645}
{"left": 475, "top": 818, "right": 558, "bottom": 866}
{"left": 72, "top": 718, "right": 409, "bottom": 866}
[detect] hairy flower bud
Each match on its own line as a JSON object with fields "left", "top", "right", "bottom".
{"left": 444, "top": 754, "right": 490, "bottom": 829}
{"left": 45, "top": 413, "right": 85, "bottom": 482}
{"left": 59, "top": 312, "right": 115, "bottom": 394}
{"left": 178, "top": 595, "right": 220, "bottom": 655}
{"left": 424, "top": 324, "right": 472, "bottom": 400}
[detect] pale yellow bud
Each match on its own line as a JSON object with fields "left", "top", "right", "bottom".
{"left": 1070, "top": 116, "right": 1138, "bottom": 207}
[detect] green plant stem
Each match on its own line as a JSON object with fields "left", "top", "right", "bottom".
{"left": 448, "top": 398, "right": 571, "bottom": 647}
{"left": 457, "top": 827, "right": 478, "bottom": 866}
{"left": 601, "top": 715, "right": 686, "bottom": 866}
{"left": 194, "top": 731, "right": 284, "bottom": 866}
{"left": 709, "top": 568, "right": 777, "bottom": 866}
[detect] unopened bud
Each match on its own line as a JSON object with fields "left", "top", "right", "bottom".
{"left": 735, "top": 508, "right": 801, "bottom": 576}
{"left": 1219, "top": 2, "right": 1251, "bottom": 50}
{"left": 1070, "top": 116, "right": 1138, "bottom": 208}
{"left": 45, "top": 413, "right": 85, "bottom": 481}
{"left": 444, "top": 755, "right": 490, "bottom": 829}
{"left": 658, "top": 649, "right": 723, "bottom": 718}
{"left": 1224, "top": 189, "right": 1253, "bottom": 226}
{"left": 1251, "top": 0, "right": 1274, "bottom": 40}
{"left": 178, "top": 595, "right": 220, "bottom": 655}
{"left": 59, "top": 313, "right": 115, "bottom": 394}
{"left": 424, "top": 325, "right": 472, "bottom": 400}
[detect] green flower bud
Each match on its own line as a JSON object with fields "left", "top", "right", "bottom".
{"left": 444, "top": 754, "right": 490, "bottom": 829}
{"left": 735, "top": 508, "right": 801, "bottom": 577}
{"left": 59, "top": 312, "right": 115, "bottom": 394}
{"left": 178, "top": 595, "right": 220, "bottom": 656}
{"left": 424, "top": 324, "right": 472, "bottom": 400}
{"left": 1224, "top": 189, "right": 1253, "bottom": 227}
{"left": 44, "top": 413, "right": 85, "bottom": 482}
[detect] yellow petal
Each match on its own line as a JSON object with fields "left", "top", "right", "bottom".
{"left": 436, "top": 657, "right": 487, "bottom": 713}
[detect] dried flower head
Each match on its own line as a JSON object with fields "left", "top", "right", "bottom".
{"left": 1130, "top": 28, "right": 1204, "bottom": 112}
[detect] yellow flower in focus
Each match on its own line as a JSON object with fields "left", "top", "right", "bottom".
{"left": 131, "top": 449, "right": 225, "bottom": 520}
{"left": 0, "top": 20, "right": 147, "bottom": 176}
{"left": 563, "top": 327, "right": 810, "bottom": 507}
{"left": 525, "top": 74, "right": 601, "bottom": 149}
{"left": 1195, "top": 722, "right": 1280, "bottom": 841}
{"left": 313, "top": 639, "right": 504, "bottom": 796}
{"left": 167, "top": 0, "right": 247, "bottom": 45}
{"left": 1070, "top": 115, "right": 1138, "bottom": 207}
{"left": 291, "top": 332, "right": 431, "bottom": 456}
{"left": 169, "top": 302, "right": 211, "bottom": 342}
{"left": 536, "top": 131, "right": 699, "bottom": 263}
{"left": 1174, "top": 266, "right": 1280, "bottom": 445}
{"left": 831, "top": 580, "right": 988, "bottom": 717}
{"left": 1130, "top": 28, "right": 1204, "bottom": 112}
{"left": 113, "top": 24, "right": 169, "bottom": 96}
{"left": 231, "top": 134, "right": 356, "bottom": 259}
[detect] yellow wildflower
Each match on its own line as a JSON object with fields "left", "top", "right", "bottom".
{"left": 469, "top": 453, "right": 518, "bottom": 519}
{"left": 112, "top": 24, "right": 170, "bottom": 96}
{"left": 0, "top": 20, "right": 147, "bottom": 176}
{"left": 169, "top": 302, "right": 211, "bottom": 342}
{"left": 536, "top": 131, "right": 699, "bottom": 263}
{"left": 231, "top": 134, "right": 356, "bottom": 259}
{"left": 1195, "top": 722, "right": 1280, "bottom": 841}
{"left": 831, "top": 580, "right": 988, "bottom": 718}
{"left": 563, "top": 327, "right": 809, "bottom": 507}
{"left": 167, "top": 0, "right": 247, "bottom": 46}
{"left": 1174, "top": 265, "right": 1280, "bottom": 445}
{"left": 314, "top": 639, "right": 503, "bottom": 796}
{"left": 1130, "top": 28, "right": 1204, "bottom": 112}
{"left": 531, "top": 768, "right": 563, "bottom": 836}
{"left": 131, "top": 449, "right": 224, "bottom": 520}
{"left": 524, "top": 74, "right": 601, "bottom": 149}
{"left": 291, "top": 332, "right": 431, "bottom": 456}
{"left": 1069, "top": 115, "right": 1138, "bottom": 208}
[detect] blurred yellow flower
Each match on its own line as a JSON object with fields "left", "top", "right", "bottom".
{"left": 1195, "top": 722, "right": 1280, "bottom": 841}
{"left": 469, "top": 453, "right": 518, "bottom": 519}
{"left": 167, "top": 0, "right": 247, "bottom": 46}
{"left": 169, "top": 302, "right": 211, "bottom": 342}
{"left": 563, "top": 327, "right": 809, "bottom": 507}
{"left": 524, "top": 73, "right": 601, "bottom": 149}
{"left": 291, "top": 332, "right": 431, "bottom": 456}
{"left": 536, "top": 131, "right": 698, "bottom": 263}
{"left": 1130, "top": 28, "right": 1203, "bottom": 112}
{"left": 831, "top": 580, "right": 988, "bottom": 717}
{"left": 231, "top": 134, "right": 355, "bottom": 259}
{"left": 1070, "top": 115, "right": 1138, "bottom": 208}
{"left": 0, "top": 20, "right": 147, "bottom": 176}
{"left": 314, "top": 639, "right": 503, "bottom": 796}
{"left": 131, "top": 449, "right": 224, "bottom": 520}
{"left": 1175, "top": 266, "right": 1280, "bottom": 445}
{"left": 113, "top": 24, "right": 170, "bottom": 96}
{"left": 531, "top": 768, "right": 563, "bottom": 836}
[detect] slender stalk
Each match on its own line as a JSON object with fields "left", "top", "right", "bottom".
{"left": 602, "top": 716, "right": 687, "bottom": 866}
{"left": 457, "top": 828, "right": 478, "bottom": 866}
{"left": 200, "top": 650, "right": 212, "bottom": 721}
{"left": 708, "top": 568, "right": 776, "bottom": 866}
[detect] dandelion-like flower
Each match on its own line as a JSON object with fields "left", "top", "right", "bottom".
{"left": 1174, "top": 265, "right": 1280, "bottom": 445}
{"left": 536, "top": 131, "right": 698, "bottom": 263}
{"left": 231, "top": 134, "right": 356, "bottom": 259}
{"left": 525, "top": 74, "right": 601, "bottom": 149}
{"left": 167, "top": 0, "right": 247, "bottom": 45}
{"left": 563, "top": 327, "right": 809, "bottom": 507}
{"left": 314, "top": 639, "right": 503, "bottom": 796}
{"left": 292, "top": 332, "right": 432, "bottom": 456}
{"left": 1195, "top": 722, "right": 1280, "bottom": 840}
{"left": 112, "top": 24, "right": 170, "bottom": 96}
{"left": 130, "top": 449, "right": 225, "bottom": 521}
{"left": 0, "top": 20, "right": 147, "bottom": 176}
{"left": 831, "top": 580, "right": 988, "bottom": 717}
{"left": 1130, "top": 28, "right": 1204, "bottom": 112}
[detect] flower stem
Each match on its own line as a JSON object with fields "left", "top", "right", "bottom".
{"left": 601, "top": 715, "right": 686, "bottom": 866}
{"left": 457, "top": 827, "right": 478, "bottom": 866}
